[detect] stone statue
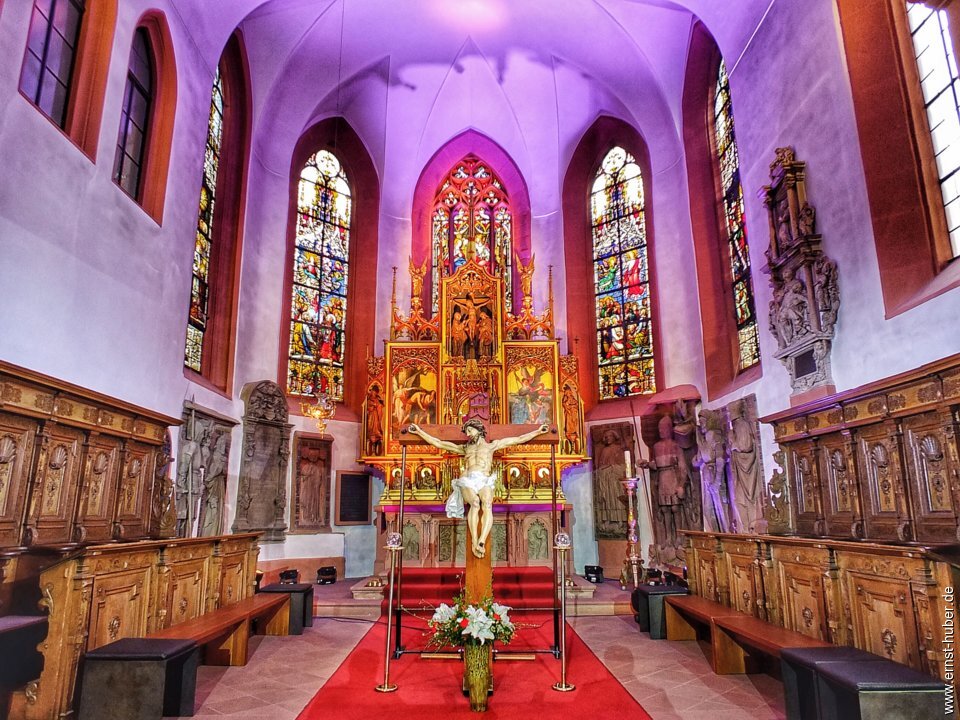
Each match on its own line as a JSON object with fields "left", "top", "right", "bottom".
{"left": 640, "top": 414, "right": 690, "bottom": 564}
{"left": 408, "top": 419, "right": 550, "bottom": 558}
{"left": 772, "top": 267, "right": 809, "bottom": 348}
{"left": 199, "top": 428, "right": 228, "bottom": 536}
{"left": 176, "top": 426, "right": 204, "bottom": 537}
{"left": 694, "top": 409, "right": 731, "bottom": 533}
{"left": 726, "top": 397, "right": 764, "bottom": 533}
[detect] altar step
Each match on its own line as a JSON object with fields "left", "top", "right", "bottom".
{"left": 392, "top": 566, "right": 556, "bottom": 610}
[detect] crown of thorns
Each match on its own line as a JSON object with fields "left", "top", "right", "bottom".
{"left": 462, "top": 418, "right": 487, "bottom": 436}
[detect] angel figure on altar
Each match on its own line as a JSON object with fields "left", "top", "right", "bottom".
{"left": 408, "top": 419, "right": 550, "bottom": 558}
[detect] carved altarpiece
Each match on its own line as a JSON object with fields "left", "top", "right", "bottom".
{"left": 232, "top": 381, "right": 292, "bottom": 542}
{"left": 761, "top": 147, "right": 840, "bottom": 399}
{"left": 363, "top": 253, "right": 587, "bottom": 569}
{"left": 290, "top": 433, "right": 332, "bottom": 533}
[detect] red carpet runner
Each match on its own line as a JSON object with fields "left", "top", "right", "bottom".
{"left": 296, "top": 612, "right": 652, "bottom": 720}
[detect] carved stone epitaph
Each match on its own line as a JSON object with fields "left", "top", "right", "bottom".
{"left": 233, "top": 382, "right": 292, "bottom": 541}
{"left": 291, "top": 434, "right": 331, "bottom": 533}
{"left": 590, "top": 422, "right": 635, "bottom": 539}
{"left": 177, "top": 404, "right": 237, "bottom": 538}
{"left": 761, "top": 147, "right": 839, "bottom": 398}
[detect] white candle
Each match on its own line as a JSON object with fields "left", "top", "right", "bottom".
{"left": 623, "top": 450, "right": 632, "bottom": 478}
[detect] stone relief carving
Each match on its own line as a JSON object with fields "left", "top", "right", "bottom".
{"left": 726, "top": 396, "right": 766, "bottom": 534}
{"left": 694, "top": 409, "right": 732, "bottom": 533}
{"left": 761, "top": 147, "right": 840, "bottom": 396}
{"left": 291, "top": 435, "right": 331, "bottom": 533}
{"left": 232, "top": 381, "right": 292, "bottom": 541}
{"left": 176, "top": 405, "right": 236, "bottom": 538}
{"left": 589, "top": 422, "right": 634, "bottom": 539}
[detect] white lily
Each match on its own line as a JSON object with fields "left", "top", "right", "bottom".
{"left": 461, "top": 605, "right": 496, "bottom": 644}
{"left": 431, "top": 603, "right": 457, "bottom": 625}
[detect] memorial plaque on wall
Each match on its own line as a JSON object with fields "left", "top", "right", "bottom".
{"left": 335, "top": 471, "right": 372, "bottom": 525}
{"left": 291, "top": 433, "right": 331, "bottom": 533}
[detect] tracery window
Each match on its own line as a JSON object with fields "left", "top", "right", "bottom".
{"left": 184, "top": 70, "right": 224, "bottom": 373}
{"left": 20, "top": 0, "right": 85, "bottom": 127}
{"left": 432, "top": 155, "right": 513, "bottom": 313}
{"left": 713, "top": 60, "right": 760, "bottom": 370}
{"left": 907, "top": 2, "right": 960, "bottom": 258}
{"left": 114, "top": 28, "right": 153, "bottom": 200}
{"left": 286, "top": 150, "right": 351, "bottom": 400}
{"left": 591, "top": 147, "right": 656, "bottom": 399}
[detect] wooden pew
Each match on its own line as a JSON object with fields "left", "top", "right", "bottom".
{"left": 150, "top": 593, "right": 290, "bottom": 666}
{"left": 712, "top": 614, "right": 831, "bottom": 674}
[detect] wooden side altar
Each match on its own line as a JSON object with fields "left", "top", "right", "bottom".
{"left": 360, "top": 253, "right": 588, "bottom": 571}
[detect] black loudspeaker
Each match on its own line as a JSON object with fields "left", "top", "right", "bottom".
{"left": 584, "top": 565, "right": 604, "bottom": 583}
{"left": 278, "top": 569, "right": 300, "bottom": 584}
{"left": 317, "top": 566, "right": 337, "bottom": 585}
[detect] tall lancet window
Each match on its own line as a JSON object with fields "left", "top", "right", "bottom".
{"left": 287, "top": 150, "right": 351, "bottom": 400}
{"left": 185, "top": 69, "right": 224, "bottom": 373}
{"left": 114, "top": 28, "right": 153, "bottom": 200}
{"left": 591, "top": 147, "right": 656, "bottom": 398}
{"left": 432, "top": 155, "right": 513, "bottom": 312}
{"left": 907, "top": 2, "right": 960, "bottom": 258}
{"left": 713, "top": 60, "right": 760, "bottom": 370}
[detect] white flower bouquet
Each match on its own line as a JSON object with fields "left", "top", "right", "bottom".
{"left": 427, "top": 593, "right": 516, "bottom": 647}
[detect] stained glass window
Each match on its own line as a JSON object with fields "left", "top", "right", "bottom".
{"left": 431, "top": 156, "right": 513, "bottom": 312}
{"left": 713, "top": 60, "right": 760, "bottom": 370}
{"left": 20, "top": 0, "right": 86, "bottom": 127}
{"left": 184, "top": 70, "right": 224, "bottom": 373}
{"left": 114, "top": 29, "right": 153, "bottom": 200}
{"left": 287, "top": 150, "right": 351, "bottom": 400}
{"left": 591, "top": 147, "right": 655, "bottom": 399}
{"left": 907, "top": 2, "right": 960, "bottom": 258}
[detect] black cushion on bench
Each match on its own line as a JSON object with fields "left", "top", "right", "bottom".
{"left": 85, "top": 637, "right": 196, "bottom": 661}
{"left": 781, "top": 646, "right": 884, "bottom": 666}
{"left": 817, "top": 659, "right": 947, "bottom": 692}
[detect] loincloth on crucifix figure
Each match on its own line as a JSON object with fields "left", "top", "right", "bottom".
{"left": 407, "top": 419, "right": 550, "bottom": 558}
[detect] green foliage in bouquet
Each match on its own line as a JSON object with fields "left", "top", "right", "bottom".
{"left": 428, "top": 592, "right": 516, "bottom": 647}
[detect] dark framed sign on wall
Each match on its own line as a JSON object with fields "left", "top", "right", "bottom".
{"left": 335, "top": 470, "right": 372, "bottom": 526}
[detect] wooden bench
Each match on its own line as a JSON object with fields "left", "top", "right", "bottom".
{"left": 150, "top": 593, "right": 290, "bottom": 666}
{"left": 712, "top": 614, "right": 831, "bottom": 675}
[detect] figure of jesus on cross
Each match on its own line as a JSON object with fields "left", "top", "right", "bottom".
{"left": 407, "top": 419, "right": 551, "bottom": 558}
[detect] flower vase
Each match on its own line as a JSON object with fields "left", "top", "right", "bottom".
{"left": 463, "top": 643, "right": 491, "bottom": 712}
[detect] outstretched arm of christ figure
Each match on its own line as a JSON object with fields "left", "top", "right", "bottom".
{"left": 490, "top": 423, "right": 551, "bottom": 452}
{"left": 406, "top": 424, "right": 465, "bottom": 454}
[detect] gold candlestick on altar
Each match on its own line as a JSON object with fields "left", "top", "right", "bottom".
{"left": 619, "top": 476, "right": 644, "bottom": 590}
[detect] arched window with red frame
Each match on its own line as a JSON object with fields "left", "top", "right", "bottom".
{"left": 563, "top": 117, "right": 661, "bottom": 411}
{"left": 184, "top": 33, "right": 250, "bottom": 393}
{"left": 591, "top": 146, "right": 656, "bottom": 399}
{"left": 280, "top": 119, "right": 379, "bottom": 415}
{"left": 18, "top": 0, "right": 117, "bottom": 159}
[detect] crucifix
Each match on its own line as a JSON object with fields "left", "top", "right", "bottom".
{"left": 400, "top": 420, "right": 557, "bottom": 600}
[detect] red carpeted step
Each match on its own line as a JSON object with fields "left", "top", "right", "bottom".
{"left": 382, "top": 567, "right": 559, "bottom": 612}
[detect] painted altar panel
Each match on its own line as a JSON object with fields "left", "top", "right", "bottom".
{"left": 386, "top": 344, "right": 440, "bottom": 454}
{"left": 504, "top": 343, "right": 556, "bottom": 427}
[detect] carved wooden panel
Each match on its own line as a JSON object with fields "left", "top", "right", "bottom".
{"left": 87, "top": 568, "right": 152, "bottom": 651}
{"left": 855, "top": 422, "right": 911, "bottom": 542}
{"left": 818, "top": 431, "right": 863, "bottom": 539}
{"left": 901, "top": 411, "right": 958, "bottom": 543}
{"left": 25, "top": 423, "right": 85, "bottom": 546}
{"left": 787, "top": 439, "right": 822, "bottom": 535}
{"left": 0, "top": 413, "right": 38, "bottom": 547}
{"left": 113, "top": 441, "right": 156, "bottom": 540}
{"left": 771, "top": 545, "right": 831, "bottom": 641}
{"left": 723, "top": 542, "right": 762, "bottom": 618}
{"left": 218, "top": 549, "right": 248, "bottom": 607}
{"left": 840, "top": 567, "right": 920, "bottom": 669}
{"left": 688, "top": 535, "right": 724, "bottom": 603}
{"left": 157, "top": 540, "right": 215, "bottom": 630}
{"left": 73, "top": 434, "right": 122, "bottom": 544}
